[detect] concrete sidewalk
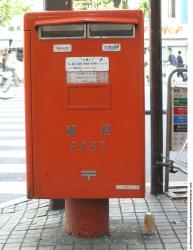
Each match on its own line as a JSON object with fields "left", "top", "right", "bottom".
{"left": 0, "top": 193, "right": 187, "bottom": 250}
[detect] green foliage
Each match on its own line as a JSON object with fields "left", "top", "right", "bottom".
{"left": 0, "top": 0, "right": 32, "bottom": 27}
{"left": 74, "top": 0, "right": 126, "bottom": 10}
{"left": 98, "top": 0, "right": 112, "bottom": 9}
{"left": 138, "top": 0, "right": 150, "bottom": 17}
{"left": 122, "top": 0, "right": 129, "bottom": 9}
{"left": 74, "top": 0, "right": 91, "bottom": 10}
{"left": 13, "top": 0, "right": 32, "bottom": 14}
{"left": 73, "top": 0, "right": 149, "bottom": 11}
{"left": 0, "top": 0, "right": 12, "bottom": 26}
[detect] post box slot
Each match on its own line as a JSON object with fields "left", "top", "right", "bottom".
{"left": 39, "top": 24, "right": 86, "bottom": 39}
{"left": 88, "top": 23, "right": 135, "bottom": 38}
{"left": 39, "top": 23, "right": 135, "bottom": 39}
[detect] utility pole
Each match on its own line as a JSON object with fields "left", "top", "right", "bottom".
{"left": 44, "top": 0, "right": 73, "bottom": 10}
{"left": 150, "top": 0, "right": 163, "bottom": 194}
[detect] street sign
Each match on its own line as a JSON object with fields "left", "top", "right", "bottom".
{"left": 171, "top": 86, "right": 187, "bottom": 151}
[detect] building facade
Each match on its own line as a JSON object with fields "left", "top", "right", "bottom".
{"left": 143, "top": 0, "right": 188, "bottom": 77}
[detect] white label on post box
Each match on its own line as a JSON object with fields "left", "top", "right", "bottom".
{"left": 53, "top": 44, "right": 72, "bottom": 52}
{"left": 67, "top": 71, "right": 108, "bottom": 84}
{"left": 102, "top": 43, "right": 121, "bottom": 51}
{"left": 116, "top": 185, "right": 140, "bottom": 190}
{"left": 66, "top": 57, "right": 109, "bottom": 72}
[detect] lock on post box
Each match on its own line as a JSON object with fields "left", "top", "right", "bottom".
{"left": 24, "top": 10, "right": 145, "bottom": 199}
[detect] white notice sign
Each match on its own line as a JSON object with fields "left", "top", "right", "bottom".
{"left": 67, "top": 72, "right": 108, "bottom": 84}
{"left": 102, "top": 43, "right": 121, "bottom": 51}
{"left": 66, "top": 57, "right": 109, "bottom": 72}
{"left": 116, "top": 185, "right": 140, "bottom": 190}
{"left": 53, "top": 44, "right": 72, "bottom": 52}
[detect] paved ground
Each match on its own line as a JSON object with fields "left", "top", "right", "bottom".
{"left": 0, "top": 193, "right": 187, "bottom": 250}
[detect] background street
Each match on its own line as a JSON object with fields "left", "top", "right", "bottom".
{"left": 0, "top": 87, "right": 25, "bottom": 203}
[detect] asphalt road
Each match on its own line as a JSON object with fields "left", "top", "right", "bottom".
{"left": 0, "top": 86, "right": 26, "bottom": 203}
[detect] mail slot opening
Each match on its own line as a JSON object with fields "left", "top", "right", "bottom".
{"left": 88, "top": 23, "right": 135, "bottom": 38}
{"left": 39, "top": 24, "right": 86, "bottom": 39}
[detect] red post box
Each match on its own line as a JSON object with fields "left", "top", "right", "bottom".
{"left": 24, "top": 10, "right": 145, "bottom": 199}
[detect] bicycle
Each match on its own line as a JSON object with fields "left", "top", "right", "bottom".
{"left": 0, "top": 67, "right": 18, "bottom": 100}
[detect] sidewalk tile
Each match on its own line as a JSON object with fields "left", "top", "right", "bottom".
{"left": 55, "top": 245, "right": 73, "bottom": 250}
{"left": 74, "top": 244, "right": 92, "bottom": 250}
{"left": 145, "top": 243, "right": 164, "bottom": 249}
{"left": 21, "top": 247, "right": 38, "bottom": 250}
{"left": 110, "top": 243, "right": 127, "bottom": 250}
{"left": 39, "top": 247, "right": 55, "bottom": 250}
{"left": 181, "top": 243, "right": 187, "bottom": 249}
{"left": 164, "top": 242, "right": 183, "bottom": 248}
{"left": 6, "top": 238, "right": 23, "bottom": 244}
{"left": 3, "top": 243, "right": 21, "bottom": 249}
{"left": 93, "top": 243, "right": 109, "bottom": 250}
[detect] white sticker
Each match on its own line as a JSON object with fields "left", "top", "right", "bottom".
{"left": 102, "top": 43, "right": 121, "bottom": 52}
{"left": 172, "top": 132, "right": 187, "bottom": 151}
{"left": 173, "top": 86, "right": 187, "bottom": 98}
{"left": 67, "top": 71, "right": 108, "bottom": 84}
{"left": 171, "top": 86, "right": 187, "bottom": 151}
{"left": 116, "top": 185, "right": 140, "bottom": 190}
{"left": 66, "top": 57, "right": 109, "bottom": 72}
{"left": 53, "top": 44, "right": 72, "bottom": 52}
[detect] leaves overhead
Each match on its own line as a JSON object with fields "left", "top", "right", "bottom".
{"left": 0, "top": 0, "right": 31, "bottom": 27}
{"left": 138, "top": 0, "right": 150, "bottom": 17}
{"left": 74, "top": 0, "right": 129, "bottom": 10}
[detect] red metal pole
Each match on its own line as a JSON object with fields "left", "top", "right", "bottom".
{"left": 65, "top": 199, "right": 109, "bottom": 237}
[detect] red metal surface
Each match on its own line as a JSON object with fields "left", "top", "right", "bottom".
{"left": 24, "top": 10, "right": 141, "bottom": 30}
{"left": 24, "top": 31, "right": 33, "bottom": 198}
{"left": 65, "top": 199, "right": 109, "bottom": 237}
{"left": 34, "top": 17, "right": 138, "bottom": 27}
{"left": 24, "top": 10, "right": 145, "bottom": 199}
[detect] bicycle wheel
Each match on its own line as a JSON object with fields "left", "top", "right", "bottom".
{"left": 0, "top": 79, "right": 15, "bottom": 99}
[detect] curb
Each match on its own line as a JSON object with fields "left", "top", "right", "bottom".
{"left": 0, "top": 196, "right": 28, "bottom": 209}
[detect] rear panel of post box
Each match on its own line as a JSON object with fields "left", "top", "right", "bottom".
{"left": 24, "top": 10, "right": 145, "bottom": 199}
